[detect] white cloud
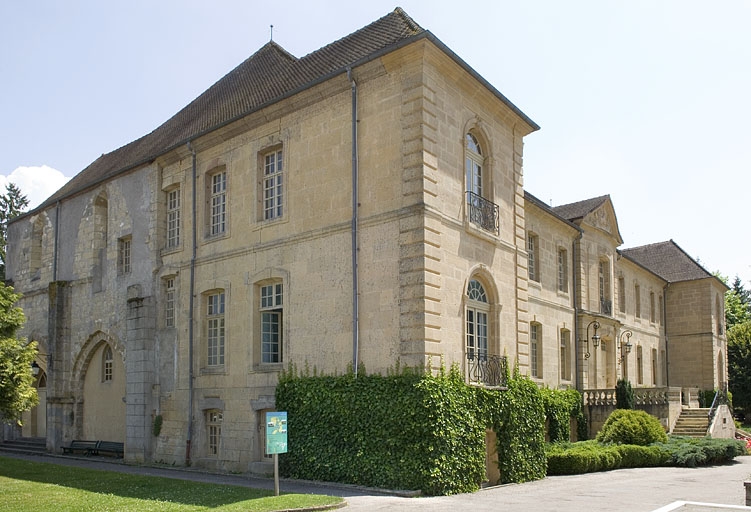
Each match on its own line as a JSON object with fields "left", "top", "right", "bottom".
{"left": 0, "top": 166, "right": 72, "bottom": 210}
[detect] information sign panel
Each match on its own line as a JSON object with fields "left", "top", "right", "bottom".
{"left": 266, "top": 411, "right": 288, "bottom": 455}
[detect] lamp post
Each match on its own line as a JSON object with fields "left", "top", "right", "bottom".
{"left": 584, "top": 320, "right": 601, "bottom": 359}
{"left": 31, "top": 361, "right": 40, "bottom": 377}
{"left": 618, "top": 330, "right": 633, "bottom": 365}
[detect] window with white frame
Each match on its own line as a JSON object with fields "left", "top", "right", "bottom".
{"left": 260, "top": 283, "right": 283, "bottom": 363}
{"left": 102, "top": 345, "right": 113, "bottom": 382}
{"left": 560, "top": 329, "right": 571, "bottom": 381}
{"left": 206, "top": 410, "right": 222, "bottom": 456}
{"left": 263, "top": 149, "right": 283, "bottom": 221}
{"left": 466, "top": 279, "right": 489, "bottom": 360}
{"left": 557, "top": 248, "right": 568, "bottom": 292}
{"left": 528, "top": 234, "right": 539, "bottom": 283}
{"left": 118, "top": 236, "right": 131, "bottom": 275}
{"left": 530, "top": 323, "right": 542, "bottom": 378}
{"left": 166, "top": 187, "right": 181, "bottom": 248}
{"left": 465, "top": 133, "right": 483, "bottom": 198}
{"left": 209, "top": 170, "right": 227, "bottom": 236}
{"left": 207, "top": 291, "right": 225, "bottom": 366}
{"left": 165, "top": 277, "right": 176, "bottom": 328}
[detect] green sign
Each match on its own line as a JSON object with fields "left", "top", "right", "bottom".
{"left": 266, "top": 411, "right": 288, "bottom": 455}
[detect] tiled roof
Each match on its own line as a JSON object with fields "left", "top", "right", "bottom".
{"left": 524, "top": 191, "right": 582, "bottom": 232}
{"left": 36, "top": 8, "right": 427, "bottom": 210}
{"left": 620, "top": 240, "right": 717, "bottom": 283}
{"left": 551, "top": 195, "right": 610, "bottom": 222}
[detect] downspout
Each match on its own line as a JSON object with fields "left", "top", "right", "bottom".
{"left": 186, "top": 142, "right": 197, "bottom": 465}
{"left": 573, "top": 231, "right": 583, "bottom": 391}
{"left": 53, "top": 201, "right": 60, "bottom": 282}
{"left": 347, "top": 67, "right": 359, "bottom": 377}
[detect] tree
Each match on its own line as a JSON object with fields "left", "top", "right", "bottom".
{"left": 0, "top": 282, "right": 37, "bottom": 423}
{"left": 0, "top": 182, "right": 29, "bottom": 282}
{"left": 720, "top": 274, "right": 751, "bottom": 330}
{"left": 727, "top": 321, "right": 751, "bottom": 414}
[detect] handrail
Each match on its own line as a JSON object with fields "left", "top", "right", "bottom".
{"left": 707, "top": 383, "right": 729, "bottom": 432}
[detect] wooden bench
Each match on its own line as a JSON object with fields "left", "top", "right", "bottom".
{"left": 94, "top": 441, "right": 124, "bottom": 458}
{"left": 61, "top": 440, "right": 98, "bottom": 456}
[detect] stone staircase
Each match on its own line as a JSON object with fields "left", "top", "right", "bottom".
{"left": 0, "top": 437, "right": 47, "bottom": 455}
{"left": 672, "top": 408, "right": 710, "bottom": 437}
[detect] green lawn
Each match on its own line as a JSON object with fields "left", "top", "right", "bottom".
{"left": 0, "top": 456, "right": 344, "bottom": 511}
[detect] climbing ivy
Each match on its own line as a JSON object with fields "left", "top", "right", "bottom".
{"left": 276, "top": 362, "right": 580, "bottom": 495}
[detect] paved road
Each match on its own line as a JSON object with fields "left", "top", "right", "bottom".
{"left": 3, "top": 451, "right": 751, "bottom": 511}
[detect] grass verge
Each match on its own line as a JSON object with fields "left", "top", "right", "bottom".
{"left": 0, "top": 456, "right": 344, "bottom": 511}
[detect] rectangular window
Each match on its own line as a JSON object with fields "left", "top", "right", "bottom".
{"left": 530, "top": 323, "right": 541, "bottom": 378}
{"left": 103, "top": 346, "right": 113, "bottom": 382}
{"left": 207, "top": 410, "right": 222, "bottom": 456}
{"left": 166, "top": 188, "right": 181, "bottom": 248}
{"left": 560, "top": 329, "right": 570, "bottom": 381}
{"left": 165, "top": 278, "right": 175, "bottom": 328}
{"left": 651, "top": 348, "right": 658, "bottom": 385}
{"left": 260, "top": 283, "right": 283, "bottom": 363}
{"left": 650, "top": 292, "right": 656, "bottom": 323}
{"left": 618, "top": 276, "right": 626, "bottom": 313}
{"left": 118, "top": 236, "right": 131, "bottom": 275}
{"left": 263, "top": 149, "right": 283, "bottom": 220}
{"left": 635, "top": 284, "right": 641, "bottom": 318}
{"left": 528, "top": 234, "right": 539, "bottom": 283}
{"left": 557, "top": 249, "right": 568, "bottom": 292}
{"left": 210, "top": 171, "right": 227, "bottom": 236}
{"left": 637, "top": 345, "right": 643, "bottom": 385}
{"left": 207, "top": 292, "right": 225, "bottom": 366}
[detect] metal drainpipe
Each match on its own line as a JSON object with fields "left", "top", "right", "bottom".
{"left": 347, "top": 67, "right": 359, "bottom": 377}
{"left": 186, "top": 142, "right": 197, "bottom": 465}
{"left": 573, "top": 231, "right": 583, "bottom": 391}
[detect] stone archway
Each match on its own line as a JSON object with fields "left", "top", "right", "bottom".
{"left": 21, "top": 369, "right": 47, "bottom": 438}
{"left": 72, "top": 331, "right": 126, "bottom": 442}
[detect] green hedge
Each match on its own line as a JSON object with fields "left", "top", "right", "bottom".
{"left": 547, "top": 437, "right": 747, "bottom": 475}
{"left": 547, "top": 440, "right": 668, "bottom": 475}
{"left": 275, "top": 362, "right": 573, "bottom": 495}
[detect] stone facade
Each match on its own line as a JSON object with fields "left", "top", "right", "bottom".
{"left": 7, "top": 9, "right": 728, "bottom": 471}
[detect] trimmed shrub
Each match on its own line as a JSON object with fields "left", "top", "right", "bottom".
{"left": 596, "top": 409, "right": 668, "bottom": 445}
{"left": 546, "top": 440, "right": 667, "bottom": 475}
{"left": 657, "top": 436, "right": 747, "bottom": 467}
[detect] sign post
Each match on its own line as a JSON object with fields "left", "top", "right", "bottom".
{"left": 265, "top": 411, "right": 288, "bottom": 496}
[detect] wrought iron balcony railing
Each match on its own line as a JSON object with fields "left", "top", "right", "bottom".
{"left": 600, "top": 299, "right": 612, "bottom": 316}
{"left": 466, "top": 191, "right": 499, "bottom": 235}
{"left": 466, "top": 352, "right": 508, "bottom": 389}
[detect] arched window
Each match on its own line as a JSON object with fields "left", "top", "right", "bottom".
{"left": 465, "top": 133, "right": 483, "bottom": 198}
{"left": 102, "top": 345, "right": 113, "bottom": 382}
{"left": 466, "top": 279, "right": 489, "bottom": 360}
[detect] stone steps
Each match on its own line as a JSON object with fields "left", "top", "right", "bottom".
{"left": 672, "top": 408, "right": 710, "bottom": 437}
{"left": 0, "top": 437, "right": 47, "bottom": 455}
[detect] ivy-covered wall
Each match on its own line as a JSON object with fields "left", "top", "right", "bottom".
{"left": 276, "top": 364, "right": 585, "bottom": 495}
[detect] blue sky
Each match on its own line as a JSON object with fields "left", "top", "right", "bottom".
{"left": 1, "top": 1, "right": 749, "bottom": 285}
